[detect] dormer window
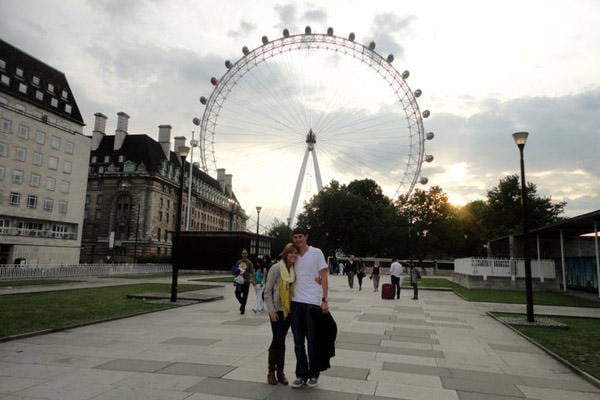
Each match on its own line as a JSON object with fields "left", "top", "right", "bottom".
{"left": 0, "top": 59, "right": 5, "bottom": 70}
{"left": 50, "top": 98, "right": 58, "bottom": 108}
{"left": 1, "top": 75, "right": 8, "bottom": 86}
{"left": 47, "top": 83, "right": 54, "bottom": 93}
{"left": 65, "top": 104, "right": 72, "bottom": 114}
{"left": 15, "top": 67, "right": 23, "bottom": 78}
{"left": 18, "top": 83, "right": 27, "bottom": 94}
{"left": 61, "top": 89, "right": 68, "bottom": 100}
{"left": 35, "top": 90, "right": 43, "bottom": 101}
{"left": 32, "top": 75, "right": 40, "bottom": 86}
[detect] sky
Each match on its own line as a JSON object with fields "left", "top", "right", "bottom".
{"left": 1, "top": 0, "right": 599, "bottom": 230}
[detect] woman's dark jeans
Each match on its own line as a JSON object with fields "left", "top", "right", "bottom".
{"left": 269, "top": 310, "right": 291, "bottom": 350}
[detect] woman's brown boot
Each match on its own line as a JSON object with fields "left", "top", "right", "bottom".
{"left": 267, "top": 349, "right": 277, "bottom": 385}
{"left": 276, "top": 348, "right": 288, "bottom": 385}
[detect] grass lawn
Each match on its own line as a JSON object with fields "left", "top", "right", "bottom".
{"left": 402, "top": 277, "right": 600, "bottom": 308}
{"left": 491, "top": 313, "right": 600, "bottom": 380}
{"left": 99, "top": 272, "right": 208, "bottom": 279}
{"left": 0, "top": 279, "right": 83, "bottom": 288}
{"left": 191, "top": 276, "right": 234, "bottom": 283}
{"left": 0, "top": 283, "right": 209, "bottom": 338}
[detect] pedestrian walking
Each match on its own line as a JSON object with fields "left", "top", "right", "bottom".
{"left": 264, "top": 243, "right": 297, "bottom": 385}
{"left": 370, "top": 260, "right": 380, "bottom": 291}
{"left": 252, "top": 258, "right": 266, "bottom": 312}
{"left": 410, "top": 265, "right": 421, "bottom": 300}
{"left": 345, "top": 254, "right": 358, "bottom": 289}
{"left": 289, "top": 227, "right": 329, "bottom": 389}
{"left": 356, "top": 260, "right": 366, "bottom": 291}
{"left": 233, "top": 249, "right": 254, "bottom": 314}
{"left": 389, "top": 258, "right": 403, "bottom": 299}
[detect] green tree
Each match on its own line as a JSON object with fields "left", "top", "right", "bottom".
{"left": 486, "top": 174, "right": 566, "bottom": 238}
{"left": 267, "top": 219, "right": 293, "bottom": 258}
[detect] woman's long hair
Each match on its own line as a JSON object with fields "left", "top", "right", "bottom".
{"left": 279, "top": 243, "right": 298, "bottom": 267}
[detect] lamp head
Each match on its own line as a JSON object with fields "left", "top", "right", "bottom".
{"left": 512, "top": 131, "right": 529, "bottom": 147}
{"left": 177, "top": 146, "right": 190, "bottom": 158}
{"left": 256, "top": 206, "right": 262, "bottom": 213}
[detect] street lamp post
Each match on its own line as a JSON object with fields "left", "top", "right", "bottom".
{"left": 187, "top": 118, "right": 201, "bottom": 230}
{"left": 255, "top": 206, "right": 262, "bottom": 257}
{"left": 171, "top": 145, "right": 190, "bottom": 303}
{"left": 513, "top": 131, "right": 534, "bottom": 322}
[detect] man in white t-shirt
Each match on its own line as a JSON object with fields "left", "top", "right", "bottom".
{"left": 289, "top": 227, "right": 329, "bottom": 389}
{"left": 389, "top": 258, "right": 403, "bottom": 299}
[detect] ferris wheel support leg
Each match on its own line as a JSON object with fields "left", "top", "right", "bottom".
{"left": 312, "top": 148, "right": 324, "bottom": 191}
{"left": 289, "top": 147, "right": 311, "bottom": 226}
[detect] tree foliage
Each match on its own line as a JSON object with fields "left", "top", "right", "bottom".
{"left": 267, "top": 218, "right": 293, "bottom": 258}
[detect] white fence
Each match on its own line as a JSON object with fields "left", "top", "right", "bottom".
{"left": 0, "top": 263, "right": 171, "bottom": 280}
{"left": 454, "top": 257, "right": 556, "bottom": 279}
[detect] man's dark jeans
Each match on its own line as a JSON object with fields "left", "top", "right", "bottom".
{"left": 290, "top": 301, "right": 320, "bottom": 380}
{"left": 391, "top": 275, "right": 401, "bottom": 299}
{"left": 234, "top": 282, "right": 250, "bottom": 312}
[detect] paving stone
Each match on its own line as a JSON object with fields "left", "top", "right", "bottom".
{"left": 266, "top": 385, "right": 361, "bottom": 400}
{"left": 429, "top": 316, "right": 465, "bottom": 323}
{"left": 94, "top": 358, "right": 172, "bottom": 373}
{"left": 222, "top": 318, "right": 267, "bottom": 326}
{"left": 185, "top": 377, "right": 277, "bottom": 400}
{"left": 161, "top": 337, "right": 221, "bottom": 346}
{"left": 393, "top": 306, "right": 424, "bottom": 314}
{"left": 322, "top": 365, "right": 370, "bottom": 380}
{"left": 395, "top": 317, "right": 428, "bottom": 325}
{"left": 382, "top": 361, "right": 450, "bottom": 377}
{"left": 357, "top": 314, "right": 398, "bottom": 323}
{"left": 457, "top": 391, "right": 525, "bottom": 400}
{"left": 0, "top": 376, "right": 47, "bottom": 394}
{"left": 386, "top": 335, "right": 440, "bottom": 345}
{"left": 488, "top": 343, "right": 541, "bottom": 354}
{"left": 336, "top": 342, "right": 382, "bottom": 353}
{"left": 358, "top": 395, "right": 410, "bottom": 400}
{"left": 441, "top": 377, "right": 524, "bottom": 397}
{"left": 157, "top": 362, "right": 236, "bottom": 377}
{"left": 385, "top": 327, "right": 435, "bottom": 338}
{"left": 428, "top": 322, "right": 473, "bottom": 329}
{"left": 337, "top": 331, "right": 383, "bottom": 345}
{"left": 381, "top": 346, "right": 445, "bottom": 359}
{"left": 517, "top": 385, "right": 600, "bottom": 400}
{"left": 448, "top": 369, "right": 520, "bottom": 385}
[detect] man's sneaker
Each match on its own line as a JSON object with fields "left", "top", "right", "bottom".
{"left": 307, "top": 377, "right": 318, "bottom": 387}
{"left": 291, "top": 378, "right": 305, "bottom": 389}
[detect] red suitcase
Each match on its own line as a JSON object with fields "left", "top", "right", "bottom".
{"left": 381, "top": 283, "right": 394, "bottom": 299}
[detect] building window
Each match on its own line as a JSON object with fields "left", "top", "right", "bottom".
{"left": 0, "top": 166, "right": 4, "bottom": 181}
{"left": 12, "top": 169, "right": 23, "bottom": 184}
{"left": 60, "top": 180, "right": 70, "bottom": 193}
{"left": 58, "top": 200, "right": 68, "bottom": 214}
{"left": 35, "top": 130, "right": 45, "bottom": 144}
{"left": 32, "top": 75, "right": 40, "bottom": 86}
{"left": 91, "top": 155, "right": 97, "bottom": 163}
{"left": 35, "top": 90, "right": 44, "bottom": 101}
{"left": 16, "top": 67, "right": 23, "bottom": 78}
{"left": 85, "top": 194, "right": 90, "bottom": 205}
{"left": 18, "top": 124, "right": 29, "bottom": 139}
{"left": 0, "top": 59, "right": 5, "bottom": 69}
{"left": 9, "top": 192, "right": 20, "bottom": 206}
{"left": 159, "top": 211, "right": 163, "bottom": 222}
{"left": 46, "top": 177, "right": 56, "bottom": 191}
{"left": 16, "top": 146, "right": 26, "bottom": 161}
{"left": 63, "top": 160, "right": 72, "bottom": 173}
{"left": 50, "top": 98, "right": 58, "bottom": 108}
{"left": 0, "top": 118, "right": 11, "bottom": 133}
{"left": 48, "top": 156, "right": 58, "bottom": 170}
{"left": 30, "top": 173, "right": 40, "bottom": 187}
{"left": 84, "top": 208, "right": 89, "bottom": 219}
{"left": 65, "top": 140, "right": 74, "bottom": 154}
{"left": 32, "top": 151, "right": 43, "bottom": 166}
{"left": 0, "top": 141, "right": 7, "bottom": 156}
{"left": 61, "top": 90, "right": 68, "bottom": 99}
{"left": 27, "top": 195, "right": 38, "bottom": 209}
{"left": 51, "top": 136, "right": 61, "bottom": 150}
{"left": 18, "top": 83, "right": 27, "bottom": 94}
{"left": 104, "top": 155, "right": 110, "bottom": 163}
{"left": 96, "top": 193, "right": 103, "bottom": 205}
{"left": 43, "top": 198, "right": 53, "bottom": 212}
{"left": 118, "top": 155, "right": 125, "bottom": 162}
{"left": 47, "top": 83, "right": 54, "bottom": 93}
{"left": 0, "top": 75, "right": 9, "bottom": 86}
{"left": 95, "top": 209, "right": 102, "bottom": 219}
{"left": 65, "top": 104, "right": 72, "bottom": 114}
{"left": 14, "top": 103, "right": 25, "bottom": 112}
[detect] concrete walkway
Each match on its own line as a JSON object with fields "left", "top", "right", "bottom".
{"left": 1, "top": 275, "right": 599, "bottom": 399}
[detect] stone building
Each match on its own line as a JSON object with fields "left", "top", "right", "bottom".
{"left": 80, "top": 112, "right": 247, "bottom": 263}
{"left": 0, "top": 40, "right": 89, "bottom": 264}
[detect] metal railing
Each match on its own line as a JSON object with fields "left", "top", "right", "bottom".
{"left": 454, "top": 257, "right": 556, "bottom": 279}
{"left": 0, "top": 263, "right": 171, "bottom": 280}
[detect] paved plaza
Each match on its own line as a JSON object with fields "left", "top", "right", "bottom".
{"left": 1, "top": 274, "right": 599, "bottom": 399}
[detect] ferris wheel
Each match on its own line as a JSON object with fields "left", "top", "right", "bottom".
{"left": 196, "top": 26, "right": 434, "bottom": 224}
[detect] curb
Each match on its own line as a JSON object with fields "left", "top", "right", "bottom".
{"left": 487, "top": 311, "right": 600, "bottom": 389}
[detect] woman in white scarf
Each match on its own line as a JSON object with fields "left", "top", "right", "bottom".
{"left": 264, "top": 243, "right": 297, "bottom": 385}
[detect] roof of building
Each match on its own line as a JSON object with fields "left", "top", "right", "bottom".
{"left": 0, "top": 39, "right": 84, "bottom": 125}
{"left": 92, "top": 134, "right": 234, "bottom": 198}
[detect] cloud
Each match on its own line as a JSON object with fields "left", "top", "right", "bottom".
{"left": 303, "top": 8, "right": 327, "bottom": 24}
{"left": 227, "top": 20, "right": 256, "bottom": 39}
{"left": 368, "top": 13, "right": 416, "bottom": 60}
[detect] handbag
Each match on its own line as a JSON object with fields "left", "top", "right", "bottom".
{"left": 234, "top": 274, "right": 245, "bottom": 285}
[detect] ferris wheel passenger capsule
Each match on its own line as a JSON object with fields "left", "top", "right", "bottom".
{"left": 242, "top": 46, "right": 249, "bottom": 55}
{"left": 419, "top": 177, "right": 429, "bottom": 185}
{"left": 225, "top": 60, "right": 232, "bottom": 69}
{"left": 305, "top": 26, "right": 311, "bottom": 34}
{"left": 425, "top": 155, "right": 434, "bottom": 162}
{"left": 426, "top": 132, "right": 435, "bottom": 140}
{"left": 262, "top": 36, "right": 269, "bottom": 45}
{"left": 387, "top": 54, "right": 394, "bottom": 63}
{"left": 210, "top": 77, "right": 218, "bottom": 86}
{"left": 283, "top": 28, "right": 290, "bottom": 37}
{"left": 327, "top": 27, "right": 334, "bottom": 36}
{"left": 402, "top": 70, "right": 410, "bottom": 79}
{"left": 349, "top": 32, "right": 355, "bottom": 41}
{"left": 369, "top": 41, "right": 376, "bottom": 50}
{"left": 422, "top": 110, "right": 431, "bottom": 118}
{"left": 199, "top": 96, "right": 207, "bottom": 105}
{"left": 414, "top": 89, "right": 422, "bottom": 97}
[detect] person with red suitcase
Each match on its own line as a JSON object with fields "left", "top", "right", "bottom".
{"left": 389, "top": 258, "right": 403, "bottom": 299}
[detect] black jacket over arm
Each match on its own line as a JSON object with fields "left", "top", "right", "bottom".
{"left": 313, "top": 311, "right": 337, "bottom": 372}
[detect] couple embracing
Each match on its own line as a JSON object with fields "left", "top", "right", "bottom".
{"left": 263, "top": 227, "right": 335, "bottom": 389}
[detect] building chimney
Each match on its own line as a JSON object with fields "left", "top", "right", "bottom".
{"left": 174, "top": 136, "right": 186, "bottom": 156}
{"left": 158, "top": 125, "right": 172, "bottom": 159}
{"left": 113, "top": 112, "right": 129, "bottom": 151}
{"left": 217, "top": 168, "right": 226, "bottom": 191}
{"left": 224, "top": 174, "right": 233, "bottom": 194}
{"left": 91, "top": 112, "right": 107, "bottom": 151}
